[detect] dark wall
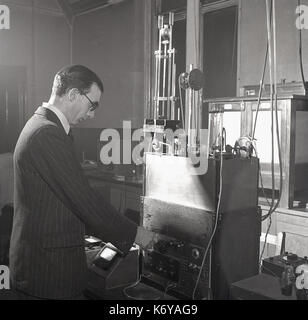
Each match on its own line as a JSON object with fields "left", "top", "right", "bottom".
{"left": 160, "top": 0, "right": 187, "bottom": 13}
{"left": 73, "top": 0, "right": 145, "bottom": 129}
{"left": 0, "top": 5, "right": 71, "bottom": 119}
{"left": 203, "top": 6, "right": 238, "bottom": 98}
{"left": 72, "top": 127, "right": 142, "bottom": 165}
{"left": 239, "top": 0, "right": 308, "bottom": 89}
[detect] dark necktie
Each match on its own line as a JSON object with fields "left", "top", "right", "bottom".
{"left": 68, "top": 128, "right": 74, "bottom": 142}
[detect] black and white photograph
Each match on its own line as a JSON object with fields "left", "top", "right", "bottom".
{"left": 1, "top": 0, "right": 308, "bottom": 307}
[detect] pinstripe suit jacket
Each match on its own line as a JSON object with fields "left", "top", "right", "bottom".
{"left": 9, "top": 107, "right": 137, "bottom": 299}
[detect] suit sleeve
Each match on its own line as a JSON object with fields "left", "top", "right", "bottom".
{"left": 28, "top": 126, "right": 137, "bottom": 254}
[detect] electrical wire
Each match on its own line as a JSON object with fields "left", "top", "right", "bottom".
{"left": 192, "top": 116, "right": 224, "bottom": 300}
{"left": 261, "top": 264, "right": 280, "bottom": 278}
{"left": 248, "top": 0, "right": 276, "bottom": 264}
{"left": 252, "top": 144, "right": 272, "bottom": 207}
{"left": 264, "top": 83, "right": 283, "bottom": 215}
{"left": 298, "top": 0, "right": 307, "bottom": 91}
{"left": 123, "top": 272, "right": 177, "bottom": 300}
{"left": 161, "top": 282, "right": 177, "bottom": 300}
{"left": 265, "top": 0, "right": 276, "bottom": 216}
{"left": 252, "top": 1, "right": 272, "bottom": 140}
{"left": 250, "top": 1, "right": 275, "bottom": 218}
{"left": 259, "top": 211, "right": 273, "bottom": 269}
{"left": 261, "top": 0, "right": 283, "bottom": 221}
{"left": 122, "top": 272, "right": 161, "bottom": 300}
{"left": 259, "top": 0, "right": 284, "bottom": 267}
{"left": 178, "top": 75, "right": 186, "bottom": 130}
{"left": 270, "top": 0, "right": 283, "bottom": 214}
{"left": 259, "top": 1, "right": 276, "bottom": 265}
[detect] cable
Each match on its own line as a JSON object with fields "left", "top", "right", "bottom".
{"left": 269, "top": 0, "right": 283, "bottom": 214}
{"left": 251, "top": 1, "right": 280, "bottom": 226}
{"left": 249, "top": 0, "right": 276, "bottom": 266}
{"left": 298, "top": 0, "right": 307, "bottom": 92}
{"left": 262, "top": 0, "right": 282, "bottom": 221}
{"left": 265, "top": 0, "right": 276, "bottom": 216}
{"left": 259, "top": 1, "right": 284, "bottom": 267}
{"left": 178, "top": 75, "right": 186, "bottom": 130}
{"left": 261, "top": 0, "right": 283, "bottom": 221}
{"left": 265, "top": 84, "right": 283, "bottom": 216}
{"left": 259, "top": 211, "right": 273, "bottom": 269}
{"left": 192, "top": 116, "right": 224, "bottom": 300}
{"left": 123, "top": 273, "right": 177, "bottom": 300}
{"left": 261, "top": 264, "right": 280, "bottom": 278}
{"left": 259, "top": 2, "right": 276, "bottom": 266}
{"left": 252, "top": 143, "right": 272, "bottom": 207}
{"left": 252, "top": 1, "right": 272, "bottom": 141}
{"left": 271, "top": 0, "right": 284, "bottom": 217}
{"left": 122, "top": 272, "right": 161, "bottom": 300}
{"left": 249, "top": 0, "right": 274, "bottom": 214}
{"left": 161, "top": 282, "right": 177, "bottom": 300}
{"left": 259, "top": 117, "right": 283, "bottom": 260}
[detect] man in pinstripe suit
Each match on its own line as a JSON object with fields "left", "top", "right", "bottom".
{"left": 9, "top": 65, "right": 151, "bottom": 300}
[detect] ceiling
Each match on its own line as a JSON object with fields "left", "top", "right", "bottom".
{"left": 1, "top": 0, "right": 125, "bottom": 18}
{"left": 54, "top": 0, "right": 126, "bottom": 26}
{"left": 57, "top": 0, "right": 125, "bottom": 17}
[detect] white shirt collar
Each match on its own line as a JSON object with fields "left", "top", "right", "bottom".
{"left": 42, "top": 102, "right": 71, "bottom": 135}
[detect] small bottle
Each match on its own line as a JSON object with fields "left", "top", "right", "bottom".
{"left": 280, "top": 264, "right": 295, "bottom": 296}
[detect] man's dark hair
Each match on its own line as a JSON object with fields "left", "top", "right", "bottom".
{"left": 52, "top": 65, "right": 104, "bottom": 97}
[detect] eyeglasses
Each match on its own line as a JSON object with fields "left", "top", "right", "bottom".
{"left": 82, "top": 93, "right": 99, "bottom": 112}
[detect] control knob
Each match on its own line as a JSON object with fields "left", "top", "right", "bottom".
{"left": 192, "top": 248, "right": 200, "bottom": 260}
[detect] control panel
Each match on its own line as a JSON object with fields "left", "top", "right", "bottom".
{"left": 262, "top": 252, "right": 308, "bottom": 278}
{"left": 142, "top": 233, "right": 209, "bottom": 299}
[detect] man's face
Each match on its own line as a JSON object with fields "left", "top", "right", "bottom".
{"left": 69, "top": 83, "right": 102, "bottom": 125}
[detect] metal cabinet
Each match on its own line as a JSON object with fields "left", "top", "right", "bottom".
{"left": 206, "top": 95, "right": 308, "bottom": 208}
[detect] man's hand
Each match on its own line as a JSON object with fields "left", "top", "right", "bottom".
{"left": 134, "top": 226, "right": 158, "bottom": 251}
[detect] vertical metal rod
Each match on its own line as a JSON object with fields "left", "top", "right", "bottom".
{"left": 167, "top": 47, "right": 172, "bottom": 119}
{"left": 154, "top": 53, "right": 159, "bottom": 119}
{"left": 198, "top": 90, "right": 202, "bottom": 145}
{"left": 167, "top": 13, "right": 174, "bottom": 119}
{"left": 192, "top": 88, "right": 196, "bottom": 151}
{"left": 189, "top": 64, "right": 194, "bottom": 151}
{"left": 194, "top": 92, "right": 198, "bottom": 147}
{"left": 187, "top": 88, "right": 192, "bottom": 151}
{"left": 158, "top": 15, "right": 164, "bottom": 29}
{"left": 162, "top": 42, "right": 167, "bottom": 117}
{"left": 156, "top": 26, "right": 163, "bottom": 118}
{"left": 156, "top": 16, "right": 164, "bottom": 118}
{"left": 167, "top": 45, "right": 172, "bottom": 119}
{"left": 198, "top": 92, "right": 200, "bottom": 137}
{"left": 171, "top": 62, "right": 176, "bottom": 120}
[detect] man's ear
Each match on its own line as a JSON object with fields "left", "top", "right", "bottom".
{"left": 67, "top": 88, "right": 80, "bottom": 102}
